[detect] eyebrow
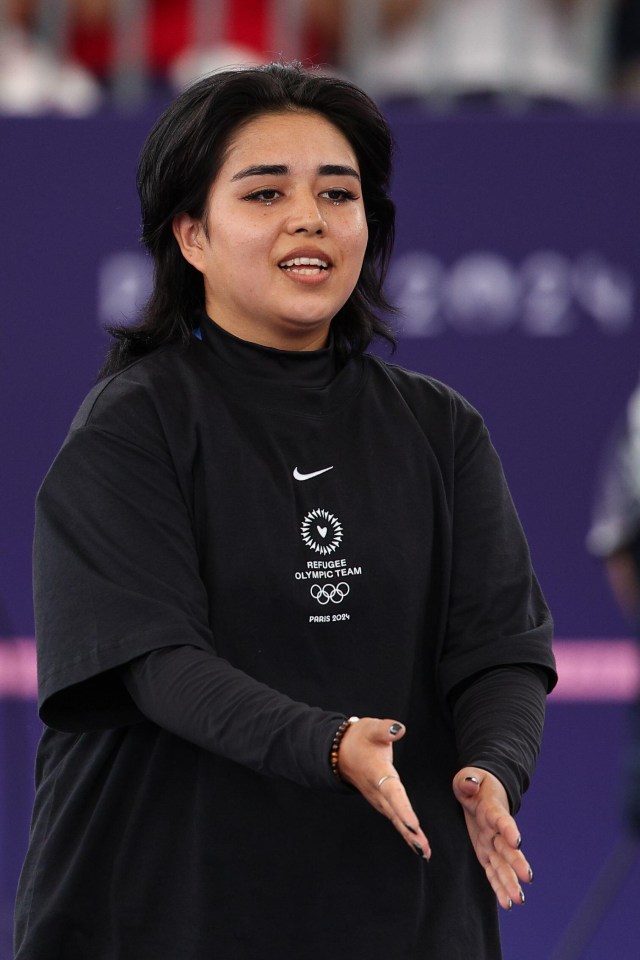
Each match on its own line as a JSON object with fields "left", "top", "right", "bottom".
{"left": 230, "top": 163, "right": 361, "bottom": 182}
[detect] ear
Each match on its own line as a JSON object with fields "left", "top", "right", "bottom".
{"left": 172, "top": 213, "right": 207, "bottom": 272}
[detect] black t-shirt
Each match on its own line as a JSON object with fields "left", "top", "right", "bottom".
{"left": 15, "top": 319, "right": 555, "bottom": 960}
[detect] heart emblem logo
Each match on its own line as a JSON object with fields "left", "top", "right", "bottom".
{"left": 300, "top": 508, "right": 343, "bottom": 556}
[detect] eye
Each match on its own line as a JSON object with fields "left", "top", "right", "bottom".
{"left": 321, "top": 188, "right": 359, "bottom": 205}
{"left": 243, "top": 188, "right": 281, "bottom": 205}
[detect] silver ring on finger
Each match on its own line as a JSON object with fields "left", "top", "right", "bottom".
{"left": 377, "top": 774, "right": 400, "bottom": 790}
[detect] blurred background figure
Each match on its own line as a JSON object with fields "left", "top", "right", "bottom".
{"left": 66, "top": 0, "right": 335, "bottom": 92}
{"left": 610, "top": 0, "right": 640, "bottom": 99}
{"left": 0, "top": 0, "right": 632, "bottom": 114}
{"left": 588, "top": 380, "right": 640, "bottom": 834}
{"left": 0, "top": 0, "right": 340, "bottom": 110}
{"left": 0, "top": 0, "right": 102, "bottom": 114}
{"left": 353, "top": 0, "right": 613, "bottom": 106}
{"left": 588, "top": 381, "right": 640, "bottom": 642}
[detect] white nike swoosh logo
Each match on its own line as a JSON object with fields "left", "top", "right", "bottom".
{"left": 293, "top": 466, "right": 334, "bottom": 481}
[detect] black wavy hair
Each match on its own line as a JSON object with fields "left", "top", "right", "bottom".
{"left": 100, "top": 61, "right": 397, "bottom": 377}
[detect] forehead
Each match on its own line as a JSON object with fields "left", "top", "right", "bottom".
{"left": 221, "top": 110, "right": 359, "bottom": 172}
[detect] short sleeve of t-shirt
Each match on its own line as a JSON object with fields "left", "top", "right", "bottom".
{"left": 33, "top": 370, "right": 216, "bottom": 728}
{"left": 440, "top": 390, "right": 555, "bottom": 692}
{"left": 381, "top": 363, "right": 555, "bottom": 694}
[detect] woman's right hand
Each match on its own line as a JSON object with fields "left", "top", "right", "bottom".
{"left": 336, "top": 717, "right": 431, "bottom": 860}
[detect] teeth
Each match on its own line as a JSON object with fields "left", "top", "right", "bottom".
{"left": 280, "top": 257, "right": 328, "bottom": 269}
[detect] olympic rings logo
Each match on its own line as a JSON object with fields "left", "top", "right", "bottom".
{"left": 310, "top": 582, "right": 350, "bottom": 605}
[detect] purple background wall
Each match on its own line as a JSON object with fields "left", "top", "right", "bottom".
{"left": 3, "top": 104, "right": 640, "bottom": 958}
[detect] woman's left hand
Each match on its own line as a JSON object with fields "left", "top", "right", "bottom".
{"left": 452, "top": 767, "right": 533, "bottom": 911}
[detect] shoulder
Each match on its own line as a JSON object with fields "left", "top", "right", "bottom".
{"left": 42, "top": 340, "right": 213, "bottom": 481}
{"left": 362, "top": 353, "right": 486, "bottom": 436}
{"left": 69, "top": 340, "right": 208, "bottom": 437}
{"left": 39, "top": 344, "right": 209, "bottom": 510}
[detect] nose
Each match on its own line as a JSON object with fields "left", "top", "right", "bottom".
{"left": 287, "top": 193, "right": 327, "bottom": 235}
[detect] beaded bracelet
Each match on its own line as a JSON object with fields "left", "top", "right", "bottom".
{"left": 330, "top": 716, "right": 360, "bottom": 781}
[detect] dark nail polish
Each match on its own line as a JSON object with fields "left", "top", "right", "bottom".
{"left": 507, "top": 899, "right": 513, "bottom": 911}
{"left": 516, "top": 835, "right": 522, "bottom": 849}
{"left": 403, "top": 821, "right": 418, "bottom": 836}
{"left": 519, "top": 888, "right": 525, "bottom": 904}
{"left": 528, "top": 867, "right": 534, "bottom": 883}
{"left": 389, "top": 722, "right": 403, "bottom": 736}
{"left": 411, "top": 841, "right": 424, "bottom": 857}
{"left": 464, "top": 776, "right": 480, "bottom": 784}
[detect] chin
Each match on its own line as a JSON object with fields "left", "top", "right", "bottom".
{"left": 280, "top": 311, "right": 334, "bottom": 331}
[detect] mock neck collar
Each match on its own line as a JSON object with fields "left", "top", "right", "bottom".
{"left": 198, "top": 315, "right": 339, "bottom": 387}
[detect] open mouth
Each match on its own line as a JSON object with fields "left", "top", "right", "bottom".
{"left": 279, "top": 257, "right": 330, "bottom": 276}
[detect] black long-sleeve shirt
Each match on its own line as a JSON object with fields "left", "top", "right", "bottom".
{"left": 123, "top": 647, "right": 548, "bottom": 812}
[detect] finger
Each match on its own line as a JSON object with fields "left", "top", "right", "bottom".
{"left": 457, "top": 775, "right": 481, "bottom": 800}
{"left": 387, "top": 719, "right": 405, "bottom": 739}
{"left": 376, "top": 775, "right": 432, "bottom": 860}
{"left": 484, "top": 835, "right": 528, "bottom": 909}
{"left": 474, "top": 817, "right": 524, "bottom": 875}
{"left": 369, "top": 718, "right": 406, "bottom": 744}
{"left": 485, "top": 859, "right": 526, "bottom": 911}
{"left": 491, "top": 834, "right": 534, "bottom": 887}
{"left": 471, "top": 827, "right": 532, "bottom": 905}
{"left": 484, "top": 811, "right": 522, "bottom": 853}
{"left": 483, "top": 835, "right": 532, "bottom": 909}
{"left": 453, "top": 767, "right": 484, "bottom": 793}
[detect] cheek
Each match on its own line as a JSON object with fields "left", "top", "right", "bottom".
{"left": 210, "top": 206, "right": 272, "bottom": 247}
{"left": 345, "top": 220, "right": 369, "bottom": 272}
{"left": 231, "top": 222, "right": 279, "bottom": 265}
{"left": 349, "top": 210, "right": 369, "bottom": 256}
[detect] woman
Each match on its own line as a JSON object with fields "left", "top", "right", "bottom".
{"left": 15, "top": 62, "right": 556, "bottom": 959}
